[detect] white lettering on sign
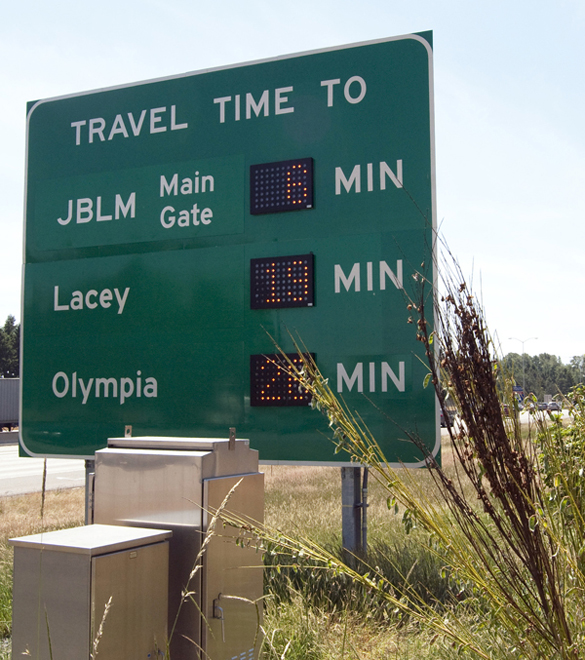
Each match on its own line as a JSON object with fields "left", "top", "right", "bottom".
{"left": 158, "top": 169, "right": 215, "bottom": 229}
{"left": 160, "top": 204, "right": 213, "bottom": 229}
{"left": 334, "top": 261, "right": 403, "bottom": 293}
{"left": 337, "top": 361, "right": 405, "bottom": 393}
{"left": 57, "top": 193, "right": 136, "bottom": 225}
{"left": 54, "top": 286, "right": 130, "bottom": 314}
{"left": 321, "top": 76, "right": 367, "bottom": 106}
{"left": 334, "top": 161, "right": 403, "bottom": 194}
{"left": 52, "top": 370, "right": 157, "bottom": 405}
{"left": 213, "top": 87, "right": 295, "bottom": 123}
{"left": 160, "top": 172, "right": 215, "bottom": 196}
{"left": 70, "top": 105, "right": 188, "bottom": 145}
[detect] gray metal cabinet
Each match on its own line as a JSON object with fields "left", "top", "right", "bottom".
{"left": 202, "top": 473, "right": 264, "bottom": 660}
{"left": 10, "top": 524, "right": 171, "bottom": 660}
{"left": 93, "top": 436, "right": 264, "bottom": 660}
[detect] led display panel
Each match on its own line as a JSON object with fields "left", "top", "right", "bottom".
{"left": 250, "top": 158, "right": 313, "bottom": 215}
{"left": 250, "top": 353, "right": 313, "bottom": 407}
{"left": 250, "top": 253, "right": 314, "bottom": 309}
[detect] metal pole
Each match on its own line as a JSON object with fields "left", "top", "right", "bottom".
{"left": 361, "top": 467, "right": 368, "bottom": 554}
{"left": 341, "top": 466, "right": 362, "bottom": 564}
{"left": 84, "top": 459, "right": 95, "bottom": 525}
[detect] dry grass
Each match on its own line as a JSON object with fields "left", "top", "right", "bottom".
{"left": 264, "top": 465, "right": 341, "bottom": 544}
{"left": 0, "top": 487, "right": 85, "bottom": 542}
{"left": 264, "top": 463, "right": 410, "bottom": 546}
{"left": 263, "top": 429, "right": 483, "bottom": 545}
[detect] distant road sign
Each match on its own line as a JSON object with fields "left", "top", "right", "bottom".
{"left": 22, "top": 33, "right": 437, "bottom": 464}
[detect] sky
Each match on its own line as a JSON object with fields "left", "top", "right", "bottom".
{"left": 1, "top": 0, "right": 583, "bottom": 363}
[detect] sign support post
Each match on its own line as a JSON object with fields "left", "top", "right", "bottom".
{"left": 341, "top": 466, "right": 363, "bottom": 562}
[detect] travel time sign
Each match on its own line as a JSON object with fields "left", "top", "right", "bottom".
{"left": 22, "top": 33, "right": 438, "bottom": 464}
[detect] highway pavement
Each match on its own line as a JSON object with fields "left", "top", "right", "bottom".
{"left": 0, "top": 443, "right": 86, "bottom": 497}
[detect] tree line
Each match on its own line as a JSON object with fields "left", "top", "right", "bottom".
{"left": 503, "top": 352, "right": 585, "bottom": 400}
{"left": 0, "top": 315, "right": 19, "bottom": 378}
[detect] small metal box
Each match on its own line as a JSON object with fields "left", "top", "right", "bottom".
{"left": 10, "top": 524, "right": 171, "bottom": 660}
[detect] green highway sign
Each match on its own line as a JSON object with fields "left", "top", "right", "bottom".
{"left": 22, "top": 33, "right": 438, "bottom": 464}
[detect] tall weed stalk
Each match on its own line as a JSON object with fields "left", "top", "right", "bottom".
{"left": 224, "top": 253, "right": 585, "bottom": 659}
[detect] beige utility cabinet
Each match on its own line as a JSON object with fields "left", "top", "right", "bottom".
{"left": 93, "top": 436, "right": 264, "bottom": 660}
{"left": 10, "top": 524, "right": 171, "bottom": 660}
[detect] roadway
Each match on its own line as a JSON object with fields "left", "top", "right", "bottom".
{"left": 0, "top": 442, "right": 86, "bottom": 497}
